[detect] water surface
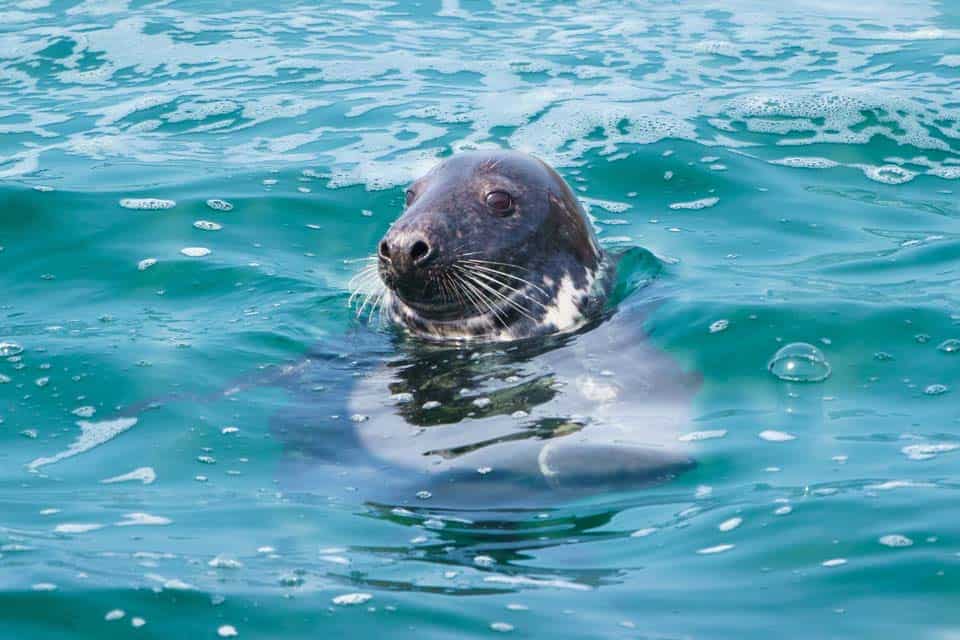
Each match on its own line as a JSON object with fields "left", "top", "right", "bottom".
{"left": 1, "top": 1, "right": 959, "bottom": 638}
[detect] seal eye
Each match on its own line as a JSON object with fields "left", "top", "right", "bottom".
{"left": 404, "top": 189, "right": 416, "bottom": 207}
{"left": 485, "top": 190, "right": 514, "bottom": 216}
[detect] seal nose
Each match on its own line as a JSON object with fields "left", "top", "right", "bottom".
{"left": 381, "top": 231, "right": 437, "bottom": 278}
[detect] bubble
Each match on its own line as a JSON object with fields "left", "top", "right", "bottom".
{"left": 0, "top": 341, "right": 24, "bottom": 357}
{"left": 119, "top": 198, "right": 175, "bottom": 210}
{"left": 759, "top": 430, "right": 796, "bottom": 442}
{"left": 697, "top": 544, "right": 734, "bottom": 555}
{"left": 209, "top": 555, "right": 243, "bottom": 569}
{"left": 217, "top": 625, "right": 238, "bottom": 638}
{"left": 821, "top": 558, "right": 847, "bottom": 568}
{"left": 105, "top": 610, "right": 125, "bottom": 622}
{"left": 180, "top": 247, "right": 211, "bottom": 257}
{"left": 709, "top": 319, "right": 729, "bottom": 333}
{"left": 767, "top": 342, "right": 831, "bottom": 382}
{"left": 332, "top": 593, "right": 372, "bottom": 606}
{"left": 206, "top": 199, "right": 233, "bottom": 212}
{"left": 422, "top": 400, "right": 441, "bottom": 410}
{"left": 878, "top": 534, "right": 913, "bottom": 548}
{"left": 137, "top": 258, "right": 157, "bottom": 271}
{"left": 937, "top": 339, "right": 960, "bottom": 353}
{"left": 924, "top": 384, "right": 949, "bottom": 396}
{"left": 490, "top": 622, "right": 514, "bottom": 633}
{"left": 193, "top": 220, "right": 222, "bottom": 231}
{"left": 718, "top": 517, "right": 742, "bottom": 532}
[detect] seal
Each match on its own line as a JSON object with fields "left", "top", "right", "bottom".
{"left": 274, "top": 150, "right": 702, "bottom": 507}
{"left": 373, "top": 150, "right": 607, "bottom": 342}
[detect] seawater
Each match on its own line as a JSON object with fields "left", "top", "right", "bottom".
{"left": 1, "top": 1, "right": 959, "bottom": 638}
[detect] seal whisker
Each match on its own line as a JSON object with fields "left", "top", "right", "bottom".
{"left": 454, "top": 271, "right": 505, "bottom": 328}
{"left": 459, "top": 262, "right": 551, "bottom": 299}
{"left": 457, "top": 266, "right": 550, "bottom": 311}
{"left": 453, "top": 266, "right": 539, "bottom": 322}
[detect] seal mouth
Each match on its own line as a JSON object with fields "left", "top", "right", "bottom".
{"left": 380, "top": 258, "right": 521, "bottom": 323}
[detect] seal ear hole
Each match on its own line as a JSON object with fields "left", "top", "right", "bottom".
{"left": 410, "top": 240, "right": 431, "bottom": 265}
{"left": 404, "top": 189, "right": 416, "bottom": 207}
{"left": 378, "top": 241, "right": 391, "bottom": 260}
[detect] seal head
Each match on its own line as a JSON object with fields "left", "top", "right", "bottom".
{"left": 377, "top": 150, "right": 604, "bottom": 341}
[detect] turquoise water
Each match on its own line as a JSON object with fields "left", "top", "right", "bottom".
{"left": 2, "top": 0, "right": 960, "bottom": 637}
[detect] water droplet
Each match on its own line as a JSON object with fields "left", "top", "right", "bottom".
{"left": 193, "top": 220, "right": 223, "bottom": 231}
{"left": 217, "top": 625, "right": 238, "bottom": 638}
{"left": 422, "top": 401, "right": 441, "bottom": 410}
{"left": 924, "top": 384, "right": 949, "bottom": 396}
{"left": 181, "top": 247, "right": 211, "bottom": 257}
{"left": 415, "top": 490, "right": 432, "bottom": 500}
{"left": 821, "top": 558, "right": 847, "bottom": 568}
{"left": 137, "top": 258, "right": 157, "bottom": 271}
{"left": 767, "top": 342, "right": 831, "bottom": 382}
{"left": 490, "top": 622, "right": 514, "bottom": 633}
{"left": 105, "top": 610, "right": 125, "bottom": 621}
{"left": 0, "top": 341, "right": 23, "bottom": 357}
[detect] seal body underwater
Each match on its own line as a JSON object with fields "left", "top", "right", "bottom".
{"left": 276, "top": 150, "right": 702, "bottom": 507}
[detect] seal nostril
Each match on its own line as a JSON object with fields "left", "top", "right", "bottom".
{"left": 410, "top": 240, "right": 431, "bottom": 266}
{"left": 379, "top": 241, "right": 390, "bottom": 260}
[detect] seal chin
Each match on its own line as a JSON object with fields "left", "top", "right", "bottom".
{"left": 394, "top": 294, "right": 466, "bottom": 321}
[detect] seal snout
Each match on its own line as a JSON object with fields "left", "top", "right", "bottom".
{"left": 380, "top": 229, "right": 437, "bottom": 274}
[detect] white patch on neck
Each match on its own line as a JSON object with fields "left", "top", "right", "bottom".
{"left": 541, "top": 271, "right": 593, "bottom": 333}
